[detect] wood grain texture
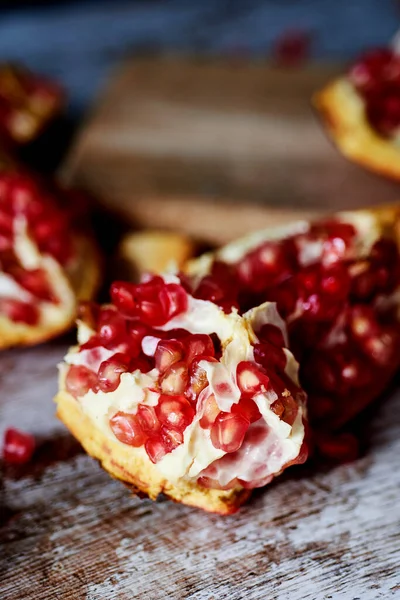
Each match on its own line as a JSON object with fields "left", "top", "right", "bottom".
{"left": 61, "top": 58, "right": 400, "bottom": 245}
{"left": 1, "top": 341, "right": 400, "bottom": 599}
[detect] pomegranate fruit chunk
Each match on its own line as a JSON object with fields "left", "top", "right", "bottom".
{"left": 2, "top": 427, "right": 35, "bottom": 464}
{"left": 109, "top": 412, "right": 146, "bottom": 447}
{"left": 65, "top": 365, "right": 98, "bottom": 398}
{"left": 210, "top": 412, "right": 250, "bottom": 453}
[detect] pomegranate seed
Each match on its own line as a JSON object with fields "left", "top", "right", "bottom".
{"left": 187, "top": 355, "right": 217, "bottom": 401}
{"left": 231, "top": 396, "right": 261, "bottom": 423}
{"left": 160, "top": 361, "right": 189, "bottom": 395}
{"left": 65, "top": 365, "right": 98, "bottom": 398}
{"left": 199, "top": 393, "right": 220, "bottom": 428}
{"left": 257, "top": 324, "right": 285, "bottom": 348}
{"left": 184, "top": 334, "right": 215, "bottom": 363}
{"left": 136, "top": 405, "right": 160, "bottom": 434}
{"left": 254, "top": 342, "right": 286, "bottom": 373}
{"left": 348, "top": 305, "right": 379, "bottom": 341}
{"left": 145, "top": 436, "right": 167, "bottom": 463}
{"left": 236, "top": 362, "right": 270, "bottom": 398}
{"left": 130, "top": 354, "right": 153, "bottom": 373}
{"left": 363, "top": 330, "right": 398, "bottom": 366}
{"left": 135, "top": 279, "right": 188, "bottom": 326}
{"left": 109, "top": 412, "right": 146, "bottom": 447}
{"left": 110, "top": 281, "right": 137, "bottom": 315}
{"left": 97, "top": 353, "right": 130, "bottom": 393}
{"left": 161, "top": 426, "right": 184, "bottom": 451}
{"left": 0, "top": 298, "right": 39, "bottom": 325}
{"left": 155, "top": 394, "right": 195, "bottom": 432}
{"left": 366, "top": 92, "right": 400, "bottom": 137}
{"left": 210, "top": 412, "right": 250, "bottom": 453}
{"left": 159, "top": 283, "right": 188, "bottom": 320}
{"left": 2, "top": 428, "right": 35, "bottom": 464}
{"left": 155, "top": 339, "right": 185, "bottom": 373}
{"left": 97, "top": 308, "right": 127, "bottom": 347}
{"left": 349, "top": 48, "right": 393, "bottom": 94}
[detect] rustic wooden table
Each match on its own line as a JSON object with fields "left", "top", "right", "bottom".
{"left": 1, "top": 340, "right": 400, "bottom": 599}
{"left": 2, "top": 58, "right": 400, "bottom": 599}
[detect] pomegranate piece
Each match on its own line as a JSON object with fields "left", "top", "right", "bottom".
{"left": 160, "top": 361, "right": 189, "bottom": 395}
{"left": 109, "top": 412, "right": 146, "bottom": 447}
{"left": 65, "top": 365, "right": 98, "bottom": 398}
{"left": 155, "top": 394, "right": 195, "bottom": 432}
{"left": 0, "top": 298, "right": 39, "bottom": 325}
{"left": 199, "top": 393, "right": 220, "bottom": 428}
{"left": 210, "top": 412, "right": 250, "bottom": 453}
{"left": 136, "top": 405, "right": 160, "bottom": 434}
{"left": 155, "top": 339, "right": 185, "bottom": 373}
{"left": 236, "top": 362, "right": 270, "bottom": 398}
{"left": 145, "top": 436, "right": 167, "bottom": 464}
{"left": 97, "top": 353, "right": 130, "bottom": 393}
{"left": 188, "top": 355, "right": 217, "bottom": 401}
{"left": 2, "top": 427, "right": 35, "bottom": 464}
{"left": 110, "top": 281, "right": 137, "bottom": 315}
{"left": 184, "top": 334, "right": 215, "bottom": 363}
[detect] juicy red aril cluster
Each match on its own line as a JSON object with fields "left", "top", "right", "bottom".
{"left": 0, "top": 172, "right": 74, "bottom": 325}
{"left": 67, "top": 278, "right": 300, "bottom": 468}
{"left": 348, "top": 48, "right": 400, "bottom": 137}
{"left": 187, "top": 220, "right": 400, "bottom": 432}
{"left": 0, "top": 64, "right": 62, "bottom": 146}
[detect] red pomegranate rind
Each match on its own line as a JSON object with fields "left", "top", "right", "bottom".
{"left": 186, "top": 211, "right": 400, "bottom": 431}
{"left": 0, "top": 64, "right": 63, "bottom": 146}
{"left": 60, "top": 275, "right": 307, "bottom": 497}
{"left": 2, "top": 427, "right": 35, "bottom": 464}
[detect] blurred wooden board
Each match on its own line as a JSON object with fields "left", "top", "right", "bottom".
{"left": 1, "top": 342, "right": 400, "bottom": 599}
{"left": 62, "top": 57, "right": 400, "bottom": 244}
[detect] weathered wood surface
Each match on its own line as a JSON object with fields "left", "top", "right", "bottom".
{"left": 61, "top": 58, "right": 400, "bottom": 245}
{"left": 1, "top": 340, "right": 400, "bottom": 600}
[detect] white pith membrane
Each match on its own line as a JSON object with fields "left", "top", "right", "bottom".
{"left": 59, "top": 275, "right": 307, "bottom": 490}
{"left": 0, "top": 214, "right": 79, "bottom": 333}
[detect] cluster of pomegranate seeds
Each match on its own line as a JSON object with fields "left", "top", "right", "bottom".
{"left": 0, "top": 64, "right": 62, "bottom": 146}
{"left": 0, "top": 172, "right": 75, "bottom": 325}
{"left": 2, "top": 427, "right": 35, "bottom": 464}
{"left": 187, "top": 219, "right": 400, "bottom": 453}
{"left": 348, "top": 48, "right": 400, "bottom": 137}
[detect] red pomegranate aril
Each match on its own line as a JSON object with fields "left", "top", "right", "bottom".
{"left": 0, "top": 298, "right": 39, "bottom": 325}
{"left": 269, "top": 279, "right": 298, "bottom": 319}
{"left": 281, "top": 395, "right": 298, "bottom": 426}
{"left": 366, "top": 93, "right": 400, "bottom": 137}
{"left": 210, "top": 412, "right": 250, "bottom": 453}
{"left": 98, "top": 308, "right": 127, "bottom": 347}
{"left": 348, "top": 305, "right": 379, "bottom": 341}
{"left": 363, "top": 330, "right": 398, "bottom": 366}
{"left": 97, "top": 353, "right": 130, "bottom": 393}
{"left": 232, "top": 396, "right": 261, "bottom": 423}
{"left": 236, "top": 362, "right": 270, "bottom": 398}
{"left": 199, "top": 393, "right": 220, "bottom": 428}
{"left": 136, "top": 405, "right": 160, "bottom": 434}
{"left": 131, "top": 354, "right": 153, "bottom": 373}
{"left": 10, "top": 267, "right": 56, "bottom": 302}
{"left": 155, "top": 394, "right": 195, "bottom": 432}
{"left": 349, "top": 48, "right": 393, "bottom": 94}
{"left": 155, "top": 339, "right": 185, "bottom": 373}
{"left": 160, "top": 361, "right": 189, "bottom": 395}
{"left": 161, "top": 426, "right": 184, "bottom": 451}
{"left": 65, "top": 365, "right": 98, "bottom": 398}
{"left": 195, "top": 275, "right": 227, "bottom": 304}
{"left": 109, "top": 412, "right": 146, "bottom": 447}
{"left": 145, "top": 435, "right": 167, "bottom": 463}
{"left": 254, "top": 342, "right": 286, "bottom": 373}
{"left": 2, "top": 427, "right": 35, "bottom": 464}
{"left": 188, "top": 355, "right": 217, "bottom": 401}
{"left": 160, "top": 283, "right": 188, "bottom": 320}
{"left": 257, "top": 324, "right": 285, "bottom": 348}
{"left": 185, "top": 334, "right": 215, "bottom": 363}
{"left": 110, "top": 281, "right": 137, "bottom": 315}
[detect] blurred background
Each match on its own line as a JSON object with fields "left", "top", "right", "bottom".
{"left": 2, "top": 0, "right": 400, "bottom": 238}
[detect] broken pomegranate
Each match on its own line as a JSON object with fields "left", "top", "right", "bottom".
{"left": 348, "top": 48, "right": 400, "bottom": 137}
{"left": 60, "top": 275, "right": 307, "bottom": 491}
{"left": 0, "top": 64, "right": 62, "bottom": 146}
{"left": 2, "top": 427, "right": 35, "bottom": 464}
{"left": 186, "top": 211, "right": 400, "bottom": 434}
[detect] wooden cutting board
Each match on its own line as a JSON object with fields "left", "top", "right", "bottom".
{"left": 2, "top": 59, "right": 400, "bottom": 600}
{"left": 61, "top": 57, "right": 400, "bottom": 244}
